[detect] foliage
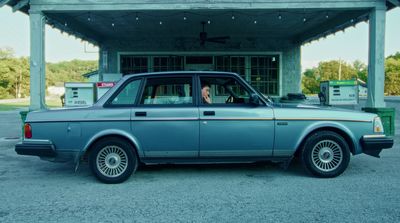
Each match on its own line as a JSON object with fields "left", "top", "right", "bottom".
{"left": 301, "top": 60, "right": 358, "bottom": 94}
{"left": 0, "top": 47, "right": 14, "bottom": 59}
{"left": 0, "top": 48, "right": 98, "bottom": 99}
{"left": 387, "top": 52, "right": 400, "bottom": 60}
{"left": 302, "top": 53, "right": 400, "bottom": 95}
{"left": 0, "top": 57, "right": 30, "bottom": 99}
{"left": 385, "top": 58, "right": 400, "bottom": 95}
{"left": 46, "top": 60, "right": 97, "bottom": 86}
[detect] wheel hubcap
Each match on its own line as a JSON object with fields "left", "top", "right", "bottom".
{"left": 311, "top": 140, "right": 343, "bottom": 172}
{"left": 96, "top": 145, "right": 128, "bottom": 177}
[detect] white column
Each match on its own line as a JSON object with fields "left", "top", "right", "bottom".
{"left": 29, "top": 11, "right": 46, "bottom": 110}
{"left": 366, "top": 6, "right": 386, "bottom": 108}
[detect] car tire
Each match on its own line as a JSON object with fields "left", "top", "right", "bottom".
{"left": 89, "top": 137, "right": 138, "bottom": 184}
{"left": 300, "top": 130, "right": 350, "bottom": 178}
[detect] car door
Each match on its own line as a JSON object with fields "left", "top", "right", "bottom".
{"left": 198, "top": 74, "right": 274, "bottom": 157}
{"left": 131, "top": 75, "right": 199, "bottom": 158}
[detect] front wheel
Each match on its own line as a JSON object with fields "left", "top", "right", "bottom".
{"left": 301, "top": 131, "right": 350, "bottom": 178}
{"left": 89, "top": 137, "right": 138, "bottom": 184}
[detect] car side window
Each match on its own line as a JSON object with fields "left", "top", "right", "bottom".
{"left": 111, "top": 79, "right": 141, "bottom": 105}
{"left": 140, "top": 77, "right": 193, "bottom": 105}
{"left": 200, "top": 76, "right": 251, "bottom": 105}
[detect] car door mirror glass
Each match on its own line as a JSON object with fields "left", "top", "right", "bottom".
{"left": 249, "top": 93, "right": 260, "bottom": 105}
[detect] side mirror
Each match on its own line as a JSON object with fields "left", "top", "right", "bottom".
{"left": 249, "top": 93, "right": 260, "bottom": 105}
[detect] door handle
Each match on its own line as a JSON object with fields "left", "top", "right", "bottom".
{"left": 135, "top": 111, "right": 147, "bottom": 117}
{"left": 203, "top": 111, "right": 215, "bottom": 116}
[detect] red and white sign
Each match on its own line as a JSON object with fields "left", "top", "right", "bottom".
{"left": 96, "top": 82, "right": 115, "bottom": 88}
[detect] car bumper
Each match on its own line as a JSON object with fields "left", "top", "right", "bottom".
{"left": 15, "top": 140, "right": 56, "bottom": 157}
{"left": 360, "top": 135, "right": 394, "bottom": 158}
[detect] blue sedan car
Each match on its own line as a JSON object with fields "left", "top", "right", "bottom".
{"left": 15, "top": 72, "right": 394, "bottom": 183}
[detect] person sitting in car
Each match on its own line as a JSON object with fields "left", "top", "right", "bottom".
{"left": 201, "top": 82, "right": 212, "bottom": 104}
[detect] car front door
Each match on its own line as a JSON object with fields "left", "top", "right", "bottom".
{"left": 131, "top": 75, "right": 199, "bottom": 158}
{"left": 198, "top": 75, "right": 274, "bottom": 157}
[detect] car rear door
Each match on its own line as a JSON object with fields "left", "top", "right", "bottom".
{"left": 131, "top": 75, "right": 199, "bottom": 158}
{"left": 198, "top": 75, "right": 274, "bottom": 157}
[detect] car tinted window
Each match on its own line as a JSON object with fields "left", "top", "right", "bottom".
{"left": 140, "top": 77, "right": 193, "bottom": 105}
{"left": 200, "top": 76, "right": 251, "bottom": 105}
{"left": 111, "top": 79, "right": 141, "bottom": 105}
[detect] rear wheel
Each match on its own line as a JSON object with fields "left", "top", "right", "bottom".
{"left": 89, "top": 137, "right": 138, "bottom": 184}
{"left": 301, "top": 131, "right": 350, "bottom": 178}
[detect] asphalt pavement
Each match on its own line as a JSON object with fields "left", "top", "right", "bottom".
{"left": 0, "top": 101, "right": 399, "bottom": 223}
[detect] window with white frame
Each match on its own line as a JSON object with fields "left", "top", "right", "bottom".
{"left": 153, "top": 56, "right": 184, "bottom": 72}
{"left": 250, "top": 56, "right": 279, "bottom": 96}
{"left": 215, "top": 56, "right": 246, "bottom": 78}
{"left": 120, "top": 56, "right": 148, "bottom": 75}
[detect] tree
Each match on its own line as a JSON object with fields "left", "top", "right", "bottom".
{"left": 301, "top": 68, "right": 320, "bottom": 94}
{"left": 46, "top": 59, "right": 97, "bottom": 86}
{"left": 0, "top": 57, "right": 30, "bottom": 98}
{"left": 0, "top": 47, "right": 98, "bottom": 99}
{"left": 0, "top": 47, "right": 14, "bottom": 59}
{"left": 387, "top": 52, "right": 400, "bottom": 60}
{"left": 385, "top": 57, "right": 400, "bottom": 95}
{"left": 353, "top": 60, "right": 368, "bottom": 82}
{"left": 301, "top": 60, "right": 358, "bottom": 94}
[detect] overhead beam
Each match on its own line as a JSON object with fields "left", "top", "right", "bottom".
{"left": 295, "top": 10, "right": 368, "bottom": 44}
{"left": 46, "top": 15, "right": 104, "bottom": 45}
{"left": 387, "top": 0, "right": 400, "bottom": 6}
{"left": 13, "top": 0, "right": 29, "bottom": 12}
{"left": 30, "top": 0, "right": 380, "bottom": 11}
{"left": 0, "top": 0, "right": 11, "bottom": 8}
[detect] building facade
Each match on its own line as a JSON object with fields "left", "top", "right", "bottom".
{"left": 1, "top": 0, "right": 398, "bottom": 110}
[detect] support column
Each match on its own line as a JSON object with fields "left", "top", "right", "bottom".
{"left": 366, "top": 6, "right": 386, "bottom": 108}
{"left": 99, "top": 48, "right": 109, "bottom": 81}
{"left": 29, "top": 11, "right": 46, "bottom": 110}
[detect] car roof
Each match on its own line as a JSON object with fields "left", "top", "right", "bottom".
{"left": 121, "top": 71, "right": 241, "bottom": 80}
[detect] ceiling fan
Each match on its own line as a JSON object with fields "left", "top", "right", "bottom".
{"left": 199, "top": 21, "right": 230, "bottom": 46}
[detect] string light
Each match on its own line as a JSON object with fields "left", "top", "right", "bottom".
{"left": 64, "top": 22, "right": 67, "bottom": 27}
{"left": 74, "top": 11, "right": 359, "bottom": 28}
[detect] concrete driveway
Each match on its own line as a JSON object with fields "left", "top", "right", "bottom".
{"left": 0, "top": 104, "right": 399, "bottom": 222}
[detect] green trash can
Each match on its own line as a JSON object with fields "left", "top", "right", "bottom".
{"left": 19, "top": 110, "right": 29, "bottom": 137}
{"left": 362, "top": 107, "right": 395, "bottom": 136}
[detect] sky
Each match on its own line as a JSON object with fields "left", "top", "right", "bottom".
{"left": 0, "top": 6, "right": 399, "bottom": 69}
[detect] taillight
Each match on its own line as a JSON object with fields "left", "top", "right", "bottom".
{"left": 24, "top": 123, "right": 32, "bottom": 138}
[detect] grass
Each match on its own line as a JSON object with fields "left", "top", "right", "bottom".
{"left": 0, "top": 99, "right": 62, "bottom": 111}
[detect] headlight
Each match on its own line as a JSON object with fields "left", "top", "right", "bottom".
{"left": 373, "top": 116, "right": 384, "bottom": 133}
